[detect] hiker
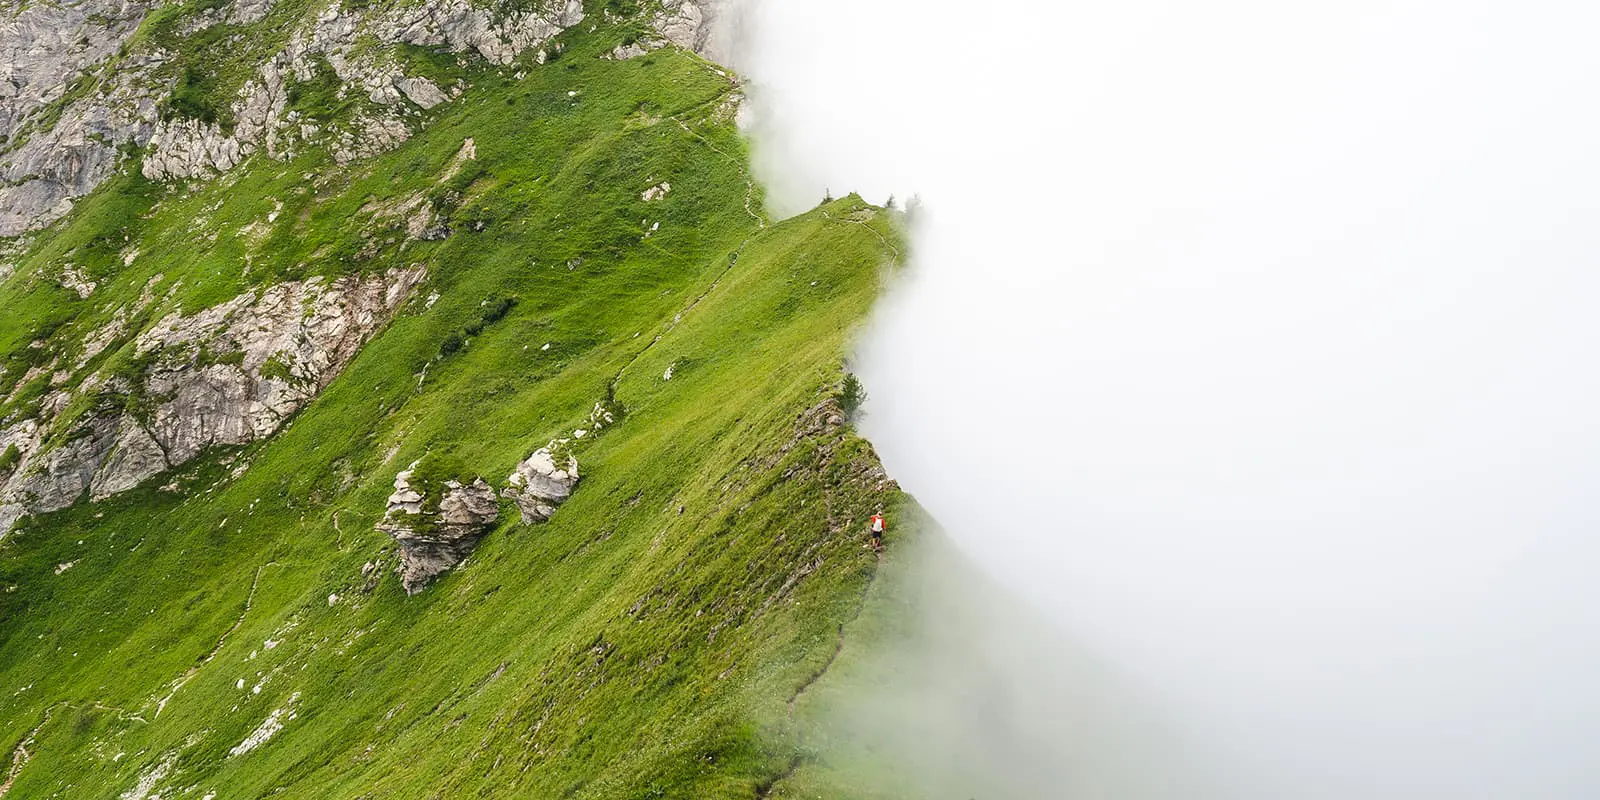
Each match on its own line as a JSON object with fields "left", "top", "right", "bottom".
{"left": 867, "top": 512, "right": 886, "bottom": 552}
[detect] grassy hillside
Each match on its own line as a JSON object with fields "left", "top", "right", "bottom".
{"left": 0, "top": 9, "right": 909, "bottom": 797}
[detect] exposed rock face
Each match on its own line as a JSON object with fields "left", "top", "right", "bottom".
{"left": 136, "top": 265, "right": 426, "bottom": 465}
{"left": 498, "top": 398, "right": 612, "bottom": 524}
{"left": 0, "top": 0, "right": 155, "bottom": 139}
{"left": 2, "top": 0, "right": 585, "bottom": 233}
{"left": 653, "top": 0, "right": 734, "bottom": 61}
{"left": 377, "top": 465, "right": 501, "bottom": 594}
{"left": 604, "top": 40, "right": 662, "bottom": 61}
{"left": 231, "top": 0, "right": 280, "bottom": 26}
{"left": 142, "top": 117, "right": 253, "bottom": 182}
{"left": 377, "top": 0, "right": 585, "bottom": 65}
{"left": 502, "top": 447, "right": 579, "bottom": 524}
{"left": 396, "top": 77, "right": 448, "bottom": 110}
{"left": 143, "top": 0, "right": 585, "bottom": 182}
{"left": 0, "top": 0, "right": 736, "bottom": 236}
{"left": 0, "top": 265, "right": 425, "bottom": 536}
{"left": 376, "top": 442, "right": 580, "bottom": 593}
{"left": 0, "top": 0, "right": 163, "bottom": 236}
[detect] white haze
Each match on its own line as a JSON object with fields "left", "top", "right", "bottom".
{"left": 729, "top": 0, "right": 1600, "bottom": 797}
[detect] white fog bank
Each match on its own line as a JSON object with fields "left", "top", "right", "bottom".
{"left": 732, "top": 0, "right": 1600, "bottom": 797}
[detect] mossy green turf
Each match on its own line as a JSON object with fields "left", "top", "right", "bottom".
{"left": 0, "top": 9, "right": 907, "bottom": 798}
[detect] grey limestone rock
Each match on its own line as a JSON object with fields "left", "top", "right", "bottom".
{"left": 396, "top": 76, "right": 448, "bottom": 110}
{"left": 143, "top": 0, "right": 584, "bottom": 182}
{"left": 229, "top": 0, "right": 279, "bottom": 26}
{"left": 0, "top": 1, "right": 163, "bottom": 236}
{"left": 89, "top": 419, "right": 168, "bottom": 500}
{"left": 653, "top": 0, "right": 735, "bottom": 61}
{"left": 377, "top": 466, "right": 501, "bottom": 594}
{"left": 502, "top": 446, "right": 579, "bottom": 525}
{"left": 0, "top": 265, "right": 425, "bottom": 535}
{"left": 0, "top": 0, "right": 156, "bottom": 140}
{"left": 4, "top": 0, "right": 586, "bottom": 231}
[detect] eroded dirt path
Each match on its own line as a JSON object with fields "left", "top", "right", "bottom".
{"left": 154, "top": 561, "right": 273, "bottom": 718}
{"left": 0, "top": 712, "right": 47, "bottom": 798}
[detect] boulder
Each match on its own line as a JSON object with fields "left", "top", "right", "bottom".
{"left": 377, "top": 466, "right": 501, "bottom": 594}
{"left": 396, "top": 77, "right": 449, "bottom": 109}
{"left": 653, "top": 0, "right": 734, "bottom": 61}
{"left": 502, "top": 447, "right": 579, "bottom": 525}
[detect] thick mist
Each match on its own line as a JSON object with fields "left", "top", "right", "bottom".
{"left": 731, "top": 0, "right": 1600, "bottom": 797}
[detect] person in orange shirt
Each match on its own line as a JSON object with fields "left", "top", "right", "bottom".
{"left": 867, "top": 512, "right": 886, "bottom": 552}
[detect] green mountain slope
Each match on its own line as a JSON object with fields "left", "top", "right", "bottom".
{"left": 0, "top": 4, "right": 909, "bottom": 797}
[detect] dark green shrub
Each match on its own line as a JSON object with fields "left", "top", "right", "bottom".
{"left": 479, "top": 296, "right": 517, "bottom": 326}
{"left": 286, "top": 56, "right": 354, "bottom": 123}
{"left": 0, "top": 444, "right": 21, "bottom": 479}
{"left": 166, "top": 65, "right": 221, "bottom": 125}
{"left": 441, "top": 297, "right": 517, "bottom": 358}
{"left": 258, "top": 353, "right": 295, "bottom": 383}
{"left": 439, "top": 332, "right": 465, "bottom": 358}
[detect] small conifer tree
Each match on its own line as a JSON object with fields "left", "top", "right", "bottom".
{"left": 838, "top": 373, "right": 867, "bottom": 418}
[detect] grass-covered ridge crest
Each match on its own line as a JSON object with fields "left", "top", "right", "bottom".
{"left": 0, "top": 9, "right": 911, "bottom": 797}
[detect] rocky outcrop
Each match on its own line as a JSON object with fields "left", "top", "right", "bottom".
{"left": 231, "top": 0, "right": 279, "bottom": 26}
{"left": 375, "top": 394, "right": 608, "bottom": 592}
{"left": 377, "top": 0, "right": 585, "bottom": 65}
{"left": 0, "top": 0, "right": 740, "bottom": 236}
{"left": 182, "top": 0, "right": 279, "bottom": 30}
{"left": 3, "top": 0, "right": 585, "bottom": 233}
{"left": 498, "top": 398, "right": 618, "bottom": 524}
{"left": 377, "top": 465, "right": 501, "bottom": 594}
{"left": 503, "top": 447, "right": 579, "bottom": 525}
{"left": 144, "top": 0, "right": 585, "bottom": 182}
{"left": 0, "top": 65, "right": 162, "bottom": 235}
{"left": 396, "top": 77, "right": 448, "bottom": 110}
{"left": 653, "top": 0, "right": 734, "bottom": 61}
{"left": 0, "top": 0, "right": 156, "bottom": 140}
{"left": 0, "top": 0, "right": 163, "bottom": 236}
{"left": 0, "top": 265, "right": 425, "bottom": 536}
{"left": 141, "top": 117, "right": 252, "bottom": 182}
{"left": 136, "top": 265, "right": 426, "bottom": 465}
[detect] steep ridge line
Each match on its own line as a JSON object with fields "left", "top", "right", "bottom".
{"left": 758, "top": 546, "right": 882, "bottom": 798}
{"left": 663, "top": 64, "right": 765, "bottom": 230}
{"left": 785, "top": 549, "right": 880, "bottom": 718}
{"left": 785, "top": 434, "right": 884, "bottom": 717}
{"left": 762, "top": 392, "right": 899, "bottom": 795}
{"left": 673, "top": 113, "right": 766, "bottom": 230}
{"left": 0, "top": 9, "right": 911, "bottom": 795}
{"left": 612, "top": 191, "right": 898, "bottom": 397}
{"left": 822, "top": 208, "right": 902, "bottom": 267}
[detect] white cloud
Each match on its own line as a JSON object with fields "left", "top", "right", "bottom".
{"left": 735, "top": 0, "right": 1600, "bottom": 796}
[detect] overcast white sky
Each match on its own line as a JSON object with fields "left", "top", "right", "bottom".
{"left": 733, "top": 0, "right": 1600, "bottom": 797}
